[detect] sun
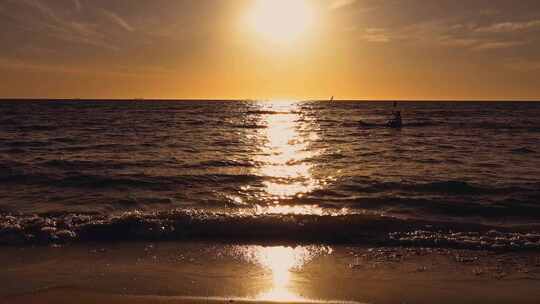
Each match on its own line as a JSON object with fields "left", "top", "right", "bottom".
{"left": 245, "top": 0, "right": 315, "bottom": 44}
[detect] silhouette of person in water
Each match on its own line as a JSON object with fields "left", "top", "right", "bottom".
{"left": 394, "top": 110, "right": 402, "bottom": 122}
{"left": 388, "top": 110, "right": 402, "bottom": 128}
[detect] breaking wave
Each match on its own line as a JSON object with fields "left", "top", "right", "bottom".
{"left": 1, "top": 210, "right": 540, "bottom": 251}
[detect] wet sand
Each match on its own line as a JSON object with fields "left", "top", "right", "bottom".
{"left": 2, "top": 242, "right": 540, "bottom": 304}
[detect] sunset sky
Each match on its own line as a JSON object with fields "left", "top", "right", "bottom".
{"left": 1, "top": 0, "right": 540, "bottom": 100}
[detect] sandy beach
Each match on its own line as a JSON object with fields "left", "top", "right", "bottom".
{"left": 2, "top": 242, "right": 540, "bottom": 304}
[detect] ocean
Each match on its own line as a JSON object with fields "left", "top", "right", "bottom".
{"left": 1, "top": 100, "right": 540, "bottom": 248}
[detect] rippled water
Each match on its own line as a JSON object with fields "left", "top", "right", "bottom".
{"left": 1, "top": 100, "right": 540, "bottom": 245}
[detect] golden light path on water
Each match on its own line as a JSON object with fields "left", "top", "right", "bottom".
{"left": 256, "top": 101, "right": 321, "bottom": 201}
{"left": 229, "top": 100, "right": 345, "bottom": 215}
{"left": 230, "top": 102, "right": 351, "bottom": 302}
{"left": 236, "top": 102, "right": 346, "bottom": 301}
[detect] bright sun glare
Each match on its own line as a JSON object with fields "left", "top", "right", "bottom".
{"left": 246, "top": 0, "right": 315, "bottom": 44}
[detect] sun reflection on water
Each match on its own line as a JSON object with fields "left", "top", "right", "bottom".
{"left": 255, "top": 101, "right": 321, "bottom": 200}
{"left": 233, "top": 245, "right": 333, "bottom": 302}
{"left": 252, "top": 204, "right": 352, "bottom": 216}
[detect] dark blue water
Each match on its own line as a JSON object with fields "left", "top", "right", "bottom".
{"left": 1, "top": 100, "right": 540, "bottom": 247}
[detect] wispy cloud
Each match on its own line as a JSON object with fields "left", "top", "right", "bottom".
{"left": 385, "top": 18, "right": 532, "bottom": 53}
{"left": 18, "top": 0, "right": 58, "bottom": 20}
{"left": 73, "top": 0, "right": 81, "bottom": 11}
{"left": 473, "top": 41, "right": 526, "bottom": 51}
{"left": 479, "top": 9, "right": 500, "bottom": 16}
{"left": 475, "top": 20, "right": 540, "bottom": 33}
{"left": 360, "top": 28, "right": 390, "bottom": 43}
{"left": 505, "top": 59, "right": 540, "bottom": 71}
{"left": 0, "top": 57, "right": 83, "bottom": 74}
{"left": 329, "top": 0, "right": 357, "bottom": 10}
{"left": 438, "top": 36, "right": 479, "bottom": 48}
{"left": 5, "top": 0, "right": 118, "bottom": 51}
{"left": 0, "top": 57, "right": 172, "bottom": 78}
{"left": 100, "top": 9, "right": 134, "bottom": 32}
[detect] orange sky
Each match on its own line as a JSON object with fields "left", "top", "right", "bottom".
{"left": 1, "top": 0, "right": 540, "bottom": 100}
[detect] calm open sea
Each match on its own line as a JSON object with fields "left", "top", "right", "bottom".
{"left": 1, "top": 100, "right": 540, "bottom": 247}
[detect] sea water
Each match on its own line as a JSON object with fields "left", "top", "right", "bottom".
{"left": 1, "top": 100, "right": 539, "bottom": 247}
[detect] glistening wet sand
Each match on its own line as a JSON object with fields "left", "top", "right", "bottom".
{"left": 2, "top": 242, "right": 540, "bottom": 304}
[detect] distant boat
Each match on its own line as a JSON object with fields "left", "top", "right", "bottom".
{"left": 330, "top": 96, "right": 334, "bottom": 102}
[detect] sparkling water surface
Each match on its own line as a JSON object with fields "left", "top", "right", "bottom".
{"left": 1, "top": 100, "right": 540, "bottom": 225}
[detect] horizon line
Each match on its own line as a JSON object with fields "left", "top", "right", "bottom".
{"left": 1, "top": 98, "right": 540, "bottom": 102}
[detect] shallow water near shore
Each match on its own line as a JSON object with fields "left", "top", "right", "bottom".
{"left": 1, "top": 100, "right": 540, "bottom": 247}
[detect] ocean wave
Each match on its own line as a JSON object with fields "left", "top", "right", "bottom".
{"left": 40, "top": 159, "right": 126, "bottom": 170}
{"left": 54, "top": 175, "right": 162, "bottom": 189}
{"left": 452, "top": 121, "right": 540, "bottom": 131}
{"left": 409, "top": 181, "right": 488, "bottom": 194}
{"left": 341, "top": 180, "right": 533, "bottom": 195}
{"left": 182, "top": 160, "right": 257, "bottom": 168}
{"left": 59, "top": 143, "right": 133, "bottom": 152}
{"left": 246, "top": 110, "right": 297, "bottom": 115}
{"left": 0, "top": 118, "right": 17, "bottom": 125}
{"left": 227, "top": 122, "right": 267, "bottom": 129}
{"left": 343, "top": 196, "right": 540, "bottom": 218}
{"left": 351, "top": 118, "right": 540, "bottom": 132}
{"left": 511, "top": 147, "right": 536, "bottom": 154}
{"left": 355, "top": 120, "right": 438, "bottom": 128}
{"left": 14, "top": 125, "right": 59, "bottom": 132}
{"left": 2, "top": 140, "right": 52, "bottom": 148}
{"left": 1, "top": 211, "right": 540, "bottom": 250}
{"left": 0, "top": 169, "right": 263, "bottom": 189}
